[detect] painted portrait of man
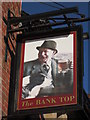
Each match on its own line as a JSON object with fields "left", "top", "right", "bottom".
{"left": 22, "top": 35, "right": 73, "bottom": 99}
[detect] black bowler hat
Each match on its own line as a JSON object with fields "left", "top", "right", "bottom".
{"left": 36, "top": 40, "right": 58, "bottom": 54}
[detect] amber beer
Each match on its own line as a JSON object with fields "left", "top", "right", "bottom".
{"left": 58, "top": 59, "right": 72, "bottom": 72}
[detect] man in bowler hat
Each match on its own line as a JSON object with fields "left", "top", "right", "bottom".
{"left": 22, "top": 40, "right": 58, "bottom": 99}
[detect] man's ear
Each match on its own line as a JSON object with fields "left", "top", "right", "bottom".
{"left": 53, "top": 51, "right": 56, "bottom": 55}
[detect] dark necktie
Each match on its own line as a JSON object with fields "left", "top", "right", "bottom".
{"left": 43, "top": 63, "right": 50, "bottom": 73}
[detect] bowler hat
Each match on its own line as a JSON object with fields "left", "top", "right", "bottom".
{"left": 36, "top": 40, "right": 57, "bottom": 54}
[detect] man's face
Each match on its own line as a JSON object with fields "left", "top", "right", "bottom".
{"left": 38, "top": 48, "right": 54, "bottom": 64}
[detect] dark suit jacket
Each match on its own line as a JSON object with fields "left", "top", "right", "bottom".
{"left": 23, "top": 58, "right": 58, "bottom": 78}
{"left": 23, "top": 59, "right": 73, "bottom": 98}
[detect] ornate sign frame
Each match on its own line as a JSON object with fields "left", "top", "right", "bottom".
{"left": 9, "top": 25, "right": 83, "bottom": 116}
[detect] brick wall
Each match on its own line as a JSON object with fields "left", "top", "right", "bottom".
{"left": 0, "top": 1, "right": 2, "bottom": 120}
{"left": 1, "top": 1, "right": 21, "bottom": 119}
